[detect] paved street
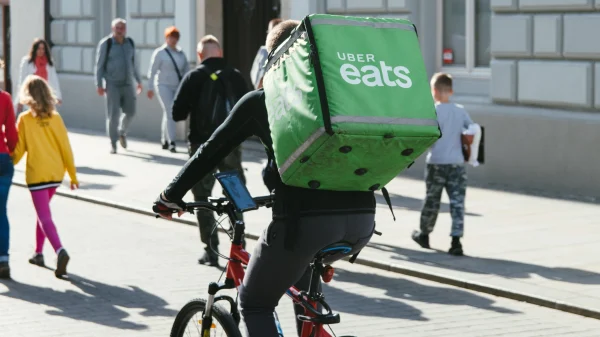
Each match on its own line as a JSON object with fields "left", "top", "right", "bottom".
{"left": 11, "top": 129, "right": 600, "bottom": 314}
{"left": 2, "top": 187, "right": 600, "bottom": 336}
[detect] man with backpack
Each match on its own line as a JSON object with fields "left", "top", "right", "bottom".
{"left": 95, "top": 18, "right": 142, "bottom": 154}
{"left": 171, "top": 35, "right": 249, "bottom": 267}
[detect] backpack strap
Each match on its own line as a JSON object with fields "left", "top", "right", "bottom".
{"left": 164, "top": 47, "right": 183, "bottom": 81}
{"left": 103, "top": 37, "right": 113, "bottom": 71}
{"left": 381, "top": 187, "right": 396, "bottom": 221}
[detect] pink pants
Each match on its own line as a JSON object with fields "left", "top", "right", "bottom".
{"left": 30, "top": 187, "right": 63, "bottom": 254}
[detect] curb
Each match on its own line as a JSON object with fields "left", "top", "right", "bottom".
{"left": 12, "top": 181, "right": 600, "bottom": 321}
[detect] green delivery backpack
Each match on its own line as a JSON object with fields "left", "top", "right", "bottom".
{"left": 263, "top": 14, "right": 440, "bottom": 192}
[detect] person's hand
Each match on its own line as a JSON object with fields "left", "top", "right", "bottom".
{"left": 57, "top": 99, "right": 62, "bottom": 106}
{"left": 97, "top": 88, "right": 105, "bottom": 96}
{"left": 153, "top": 193, "right": 185, "bottom": 220}
{"left": 136, "top": 83, "right": 143, "bottom": 95}
{"left": 147, "top": 90, "right": 154, "bottom": 100}
{"left": 70, "top": 182, "right": 79, "bottom": 190}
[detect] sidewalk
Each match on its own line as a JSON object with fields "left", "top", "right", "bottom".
{"left": 11, "top": 128, "right": 600, "bottom": 317}
{"left": 3, "top": 187, "right": 600, "bottom": 336}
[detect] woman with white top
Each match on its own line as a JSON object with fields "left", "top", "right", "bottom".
{"left": 14, "top": 38, "right": 62, "bottom": 114}
{"left": 147, "top": 26, "right": 189, "bottom": 153}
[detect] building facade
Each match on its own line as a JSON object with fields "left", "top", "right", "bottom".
{"left": 9, "top": 0, "right": 600, "bottom": 197}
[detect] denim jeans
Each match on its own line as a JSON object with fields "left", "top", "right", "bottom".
{"left": 0, "top": 153, "right": 14, "bottom": 262}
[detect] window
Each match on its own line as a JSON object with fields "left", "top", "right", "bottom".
{"left": 437, "top": 0, "right": 491, "bottom": 75}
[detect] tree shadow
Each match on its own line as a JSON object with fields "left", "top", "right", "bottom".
{"left": 368, "top": 242, "right": 600, "bottom": 285}
{"left": 0, "top": 273, "right": 177, "bottom": 330}
{"left": 330, "top": 268, "right": 519, "bottom": 314}
{"left": 77, "top": 166, "right": 125, "bottom": 177}
{"left": 375, "top": 192, "right": 483, "bottom": 217}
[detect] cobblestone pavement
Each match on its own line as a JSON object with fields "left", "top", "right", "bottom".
{"left": 1, "top": 187, "right": 600, "bottom": 336}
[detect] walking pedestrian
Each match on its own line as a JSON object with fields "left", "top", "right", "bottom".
{"left": 171, "top": 35, "right": 250, "bottom": 266}
{"left": 13, "top": 38, "right": 62, "bottom": 114}
{"left": 147, "top": 26, "right": 189, "bottom": 153}
{"left": 0, "top": 62, "right": 18, "bottom": 278}
{"left": 95, "top": 18, "right": 142, "bottom": 154}
{"left": 12, "top": 75, "right": 78, "bottom": 278}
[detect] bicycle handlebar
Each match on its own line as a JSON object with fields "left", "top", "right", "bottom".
{"left": 153, "top": 194, "right": 275, "bottom": 215}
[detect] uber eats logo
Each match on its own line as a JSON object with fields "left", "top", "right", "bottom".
{"left": 337, "top": 52, "right": 412, "bottom": 89}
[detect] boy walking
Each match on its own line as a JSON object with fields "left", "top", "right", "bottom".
{"left": 412, "top": 73, "right": 476, "bottom": 256}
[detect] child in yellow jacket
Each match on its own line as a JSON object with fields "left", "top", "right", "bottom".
{"left": 12, "top": 74, "right": 78, "bottom": 278}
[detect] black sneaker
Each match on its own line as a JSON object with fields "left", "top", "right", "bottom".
{"left": 28, "top": 253, "right": 45, "bottom": 267}
{"left": 198, "top": 251, "right": 219, "bottom": 267}
{"left": 448, "top": 237, "right": 464, "bottom": 256}
{"left": 119, "top": 135, "right": 127, "bottom": 149}
{"left": 162, "top": 141, "right": 169, "bottom": 150}
{"left": 169, "top": 142, "right": 176, "bottom": 153}
{"left": 411, "top": 231, "right": 431, "bottom": 249}
{"left": 0, "top": 262, "right": 10, "bottom": 279}
{"left": 55, "top": 249, "right": 70, "bottom": 278}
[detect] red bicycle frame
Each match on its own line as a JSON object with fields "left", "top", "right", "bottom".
{"left": 226, "top": 241, "right": 332, "bottom": 337}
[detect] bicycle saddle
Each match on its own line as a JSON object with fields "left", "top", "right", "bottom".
{"left": 315, "top": 242, "right": 353, "bottom": 260}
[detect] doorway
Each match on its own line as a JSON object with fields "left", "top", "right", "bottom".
{"left": 222, "top": 0, "right": 280, "bottom": 86}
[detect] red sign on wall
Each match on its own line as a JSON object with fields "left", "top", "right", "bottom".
{"left": 443, "top": 48, "right": 454, "bottom": 64}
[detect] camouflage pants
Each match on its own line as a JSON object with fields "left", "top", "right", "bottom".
{"left": 420, "top": 164, "right": 467, "bottom": 237}
{"left": 189, "top": 144, "right": 246, "bottom": 255}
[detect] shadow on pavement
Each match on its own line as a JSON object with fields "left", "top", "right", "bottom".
{"left": 330, "top": 268, "right": 519, "bottom": 315}
{"left": 0, "top": 273, "right": 177, "bottom": 330}
{"left": 368, "top": 242, "right": 600, "bottom": 285}
{"left": 375, "top": 192, "right": 483, "bottom": 217}
{"left": 120, "top": 150, "right": 190, "bottom": 167}
{"left": 77, "top": 166, "right": 125, "bottom": 177}
{"left": 323, "top": 282, "right": 428, "bottom": 321}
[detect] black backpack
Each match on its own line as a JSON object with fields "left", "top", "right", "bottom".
{"left": 197, "top": 66, "right": 238, "bottom": 136}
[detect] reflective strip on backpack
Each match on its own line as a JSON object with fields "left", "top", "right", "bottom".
{"left": 279, "top": 127, "right": 326, "bottom": 175}
{"left": 278, "top": 116, "right": 437, "bottom": 175}
{"left": 331, "top": 116, "right": 438, "bottom": 126}
{"left": 310, "top": 18, "right": 415, "bottom": 31}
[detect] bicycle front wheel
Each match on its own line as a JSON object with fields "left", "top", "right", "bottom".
{"left": 170, "top": 298, "right": 242, "bottom": 337}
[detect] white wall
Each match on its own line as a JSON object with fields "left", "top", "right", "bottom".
{"left": 10, "top": 0, "right": 45, "bottom": 95}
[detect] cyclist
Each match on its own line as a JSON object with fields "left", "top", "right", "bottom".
{"left": 154, "top": 20, "right": 377, "bottom": 337}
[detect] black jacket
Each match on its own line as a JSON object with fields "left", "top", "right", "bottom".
{"left": 164, "top": 90, "right": 376, "bottom": 218}
{"left": 172, "top": 57, "right": 249, "bottom": 144}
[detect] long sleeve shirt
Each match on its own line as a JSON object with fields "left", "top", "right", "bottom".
{"left": 12, "top": 110, "right": 78, "bottom": 190}
{"left": 0, "top": 90, "right": 17, "bottom": 154}
{"left": 164, "top": 90, "right": 376, "bottom": 218}
{"left": 147, "top": 44, "right": 189, "bottom": 90}
{"left": 95, "top": 36, "right": 141, "bottom": 88}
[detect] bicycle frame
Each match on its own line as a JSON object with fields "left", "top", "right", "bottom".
{"left": 198, "top": 219, "right": 332, "bottom": 336}
{"left": 223, "top": 223, "right": 332, "bottom": 337}
{"left": 173, "top": 196, "right": 337, "bottom": 337}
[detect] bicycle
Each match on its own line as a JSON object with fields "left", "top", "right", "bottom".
{"left": 156, "top": 171, "right": 362, "bottom": 337}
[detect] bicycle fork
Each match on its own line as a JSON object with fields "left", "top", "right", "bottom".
{"left": 201, "top": 280, "right": 238, "bottom": 336}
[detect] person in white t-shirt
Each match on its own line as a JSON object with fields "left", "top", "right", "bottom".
{"left": 412, "top": 72, "right": 480, "bottom": 256}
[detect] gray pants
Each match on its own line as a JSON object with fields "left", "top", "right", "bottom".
{"left": 157, "top": 85, "right": 177, "bottom": 144}
{"left": 239, "top": 213, "right": 375, "bottom": 337}
{"left": 105, "top": 83, "right": 137, "bottom": 146}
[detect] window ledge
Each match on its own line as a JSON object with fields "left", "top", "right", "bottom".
{"left": 438, "top": 67, "right": 491, "bottom": 79}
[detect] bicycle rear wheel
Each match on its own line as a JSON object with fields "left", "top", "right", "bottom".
{"left": 170, "top": 298, "right": 242, "bottom": 337}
